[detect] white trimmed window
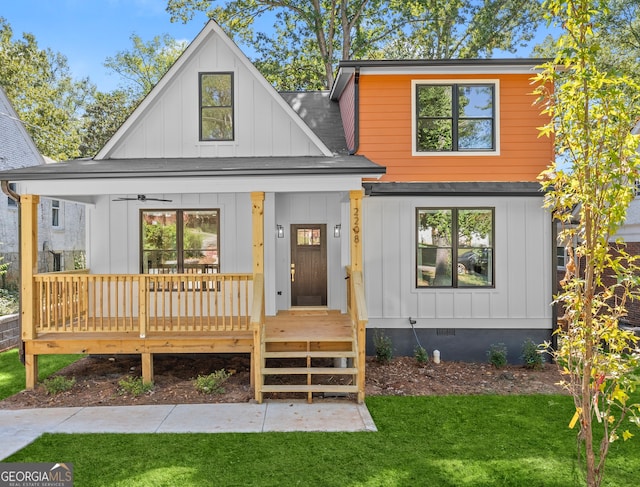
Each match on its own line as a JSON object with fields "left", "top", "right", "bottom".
{"left": 412, "top": 80, "right": 499, "bottom": 155}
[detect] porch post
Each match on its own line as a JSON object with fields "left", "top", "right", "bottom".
{"left": 349, "top": 190, "right": 363, "bottom": 272}
{"left": 251, "top": 192, "right": 265, "bottom": 275}
{"left": 251, "top": 192, "right": 265, "bottom": 396}
{"left": 21, "top": 194, "right": 39, "bottom": 389}
{"left": 350, "top": 189, "right": 366, "bottom": 402}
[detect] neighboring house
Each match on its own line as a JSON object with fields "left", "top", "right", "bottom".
{"left": 0, "top": 20, "right": 554, "bottom": 401}
{"left": 0, "top": 86, "right": 85, "bottom": 288}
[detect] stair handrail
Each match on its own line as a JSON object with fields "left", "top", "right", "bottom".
{"left": 346, "top": 266, "right": 367, "bottom": 403}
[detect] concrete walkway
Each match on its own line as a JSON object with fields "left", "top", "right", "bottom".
{"left": 0, "top": 401, "right": 377, "bottom": 460}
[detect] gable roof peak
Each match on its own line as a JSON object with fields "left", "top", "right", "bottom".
{"left": 96, "top": 20, "right": 332, "bottom": 160}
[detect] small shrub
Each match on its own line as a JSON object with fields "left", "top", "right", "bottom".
{"left": 193, "top": 369, "right": 232, "bottom": 395}
{"left": 414, "top": 345, "right": 429, "bottom": 364}
{"left": 487, "top": 343, "right": 508, "bottom": 368}
{"left": 118, "top": 376, "right": 153, "bottom": 397}
{"left": 374, "top": 329, "right": 393, "bottom": 364}
{"left": 42, "top": 375, "right": 76, "bottom": 395}
{"left": 0, "top": 288, "right": 19, "bottom": 316}
{"left": 521, "top": 338, "right": 544, "bottom": 369}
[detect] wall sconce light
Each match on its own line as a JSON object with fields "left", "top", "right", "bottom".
{"left": 334, "top": 224, "right": 341, "bottom": 238}
{"left": 277, "top": 225, "right": 285, "bottom": 238}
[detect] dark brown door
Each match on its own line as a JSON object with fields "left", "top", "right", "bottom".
{"left": 290, "top": 224, "right": 327, "bottom": 306}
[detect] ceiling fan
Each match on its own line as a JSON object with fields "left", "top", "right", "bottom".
{"left": 112, "top": 194, "right": 172, "bottom": 202}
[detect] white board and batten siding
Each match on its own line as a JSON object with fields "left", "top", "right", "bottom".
{"left": 273, "top": 192, "right": 347, "bottom": 313}
{"left": 88, "top": 193, "right": 252, "bottom": 275}
{"left": 100, "top": 24, "right": 328, "bottom": 160}
{"left": 363, "top": 195, "right": 553, "bottom": 330}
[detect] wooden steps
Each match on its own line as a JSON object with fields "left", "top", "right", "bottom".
{"left": 259, "top": 310, "right": 359, "bottom": 403}
{"left": 262, "top": 367, "right": 358, "bottom": 375}
{"left": 261, "top": 384, "right": 359, "bottom": 394}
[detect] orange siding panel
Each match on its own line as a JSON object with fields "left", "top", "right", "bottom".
{"left": 356, "top": 73, "right": 552, "bottom": 182}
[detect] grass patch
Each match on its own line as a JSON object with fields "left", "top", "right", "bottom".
{"left": 6, "top": 395, "right": 640, "bottom": 486}
{"left": 0, "top": 349, "right": 82, "bottom": 400}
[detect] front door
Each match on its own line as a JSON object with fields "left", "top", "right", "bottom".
{"left": 290, "top": 224, "right": 327, "bottom": 306}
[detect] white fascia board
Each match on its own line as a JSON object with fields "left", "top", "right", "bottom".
{"left": 359, "top": 65, "right": 543, "bottom": 76}
{"left": 17, "top": 174, "right": 373, "bottom": 197}
{"left": 329, "top": 67, "right": 355, "bottom": 100}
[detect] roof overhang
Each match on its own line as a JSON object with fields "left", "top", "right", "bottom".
{"left": 0, "top": 156, "right": 385, "bottom": 203}
{"left": 331, "top": 58, "right": 550, "bottom": 100}
{"left": 0, "top": 155, "right": 384, "bottom": 181}
{"left": 363, "top": 181, "right": 544, "bottom": 197}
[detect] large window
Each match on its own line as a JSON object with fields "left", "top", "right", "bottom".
{"left": 416, "top": 208, "right": 494, "bottom": 288}
{"left": 199, "top": 72, "right": 233, "bottom": 141}
{"left": 141, "top": 210, "right": 220, "bottom": 274}
{"left": 415, "top": 83, "right": 496, "bottom": 153}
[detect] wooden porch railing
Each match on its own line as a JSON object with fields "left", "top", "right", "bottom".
{"left": 33, "top": 272, "right": 253, "bottom": 336}
{"left": 346, "top": 266, "right": 368, "bottom": 403}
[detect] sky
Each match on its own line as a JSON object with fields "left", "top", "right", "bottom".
{"left": 1, "top": 0, "right": 558, "bottom": 93}
{"left": 1, "top": 0, "right": 210, "bottom": 92}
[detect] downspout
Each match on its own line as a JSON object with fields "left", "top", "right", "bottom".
{"left": 1, "top": 180, "right": 19, "bottom": 203}
{"left": 0, "top": 181, "right": 24, "bottom": 364}
{"left": 349, "top": 67, "right": 361, "bottom": 155}
{"left": 551, "top": 216, "right": 558, "bottom": 352}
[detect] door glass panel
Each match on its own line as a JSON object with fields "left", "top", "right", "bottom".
{"left": 297, "top": 228, "right": 321, "bottom": 246}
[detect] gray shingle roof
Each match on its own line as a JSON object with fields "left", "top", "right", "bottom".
{"left": 280, "top": 92, "right": 349, "bottom": 155}
{"left": 364, "top": 181, "right": 544, "bottom": 196}
{"left": 0, "top": 155, "right": 384, "bottom": 181}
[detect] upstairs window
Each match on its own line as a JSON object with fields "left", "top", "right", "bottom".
{"left": 414, "top": 82, "right": 497, "bottom": 154}
{"left": 416, "top": 208, "right": 494, "bottom": 288}
{"left": 141, "top": 209, "right": 220, "bottom": 274}
{"left": 199, "top": 72, "right": 234, "bottom": 141}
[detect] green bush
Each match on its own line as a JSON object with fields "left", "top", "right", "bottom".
{"left": 42, "top": 375, "right": 76, "bottom": 395}
{"left": 193, "top": 369, "right": 232, "bottom": 394}
{"left": 414, "top": 346, "right": 429, "bottom": 364}
{"left": 118, "top": 376, "right": 153, "bottom": 397}
{"left": 521, "top": 338, "right": 544, "bottom": 369}
{"left": 374, "top": 329, "right": 393, "bottom": 364}
{"left": 487, "top": 343, "right": 508, "bottom": 368}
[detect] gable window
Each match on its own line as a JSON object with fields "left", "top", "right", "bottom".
{"left": 51, "top": 200, "right": 61, "bottom": 227}
{"left": 416, "top": 208, "right": 494, "bottom": 288}
{"left": 414, "top": 82, "right": 496, "bottom": 154}
{"left": 199, "top": 72, "right": 233, "bottom": 141}
{"left": 141, "top": 209, "right": 220, "bottom": 274}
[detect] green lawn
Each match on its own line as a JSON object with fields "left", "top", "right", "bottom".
{"left": 5, "top": 395, "right": 640, "bottom": 486}
{"left": 0, "top": 348, "right": 82, "bottom": 399}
